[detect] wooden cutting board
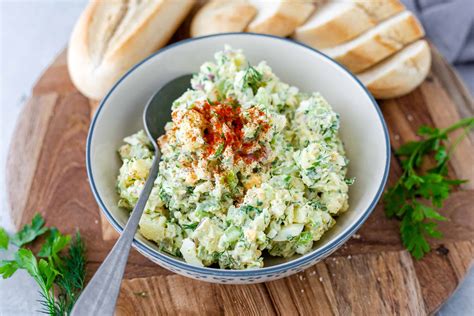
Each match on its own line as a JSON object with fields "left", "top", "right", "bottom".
{"left": 6, "top": 33, "right": 473, "bottom": 314}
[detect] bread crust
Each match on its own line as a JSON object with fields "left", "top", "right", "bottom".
{"left": 358, "top": 40, "right": 431, "bottom": 99}
{"left": 68, "top": 0, "right": 195, "bottom": 100}
{"left": 323, "top": 12, "right": 425, "bottom": 73}
{"left": 191, "top": 0, "right": 257, "bottom": 37}
{"left": 246, "top": 0, "right": 315, "bottom": 37}
{"left": 293, "top": 0, "right": 404, "bottom": 49}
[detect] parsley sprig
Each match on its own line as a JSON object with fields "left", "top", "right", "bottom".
{"left": 0, "top": 213, "right": 86, "bottom": 315}
{"left": 384, "top": 117, "right": 474, "bottom": 259}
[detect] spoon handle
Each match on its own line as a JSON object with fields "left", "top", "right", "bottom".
{"left": 71, "top": 156, "right": 160, "bottom": 316}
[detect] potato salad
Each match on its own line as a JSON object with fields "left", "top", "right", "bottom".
{"left": 116, "top": 46, "right": 351, "bottom": 269}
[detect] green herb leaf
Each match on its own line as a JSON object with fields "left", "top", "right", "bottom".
{"left": 434, "top": 145, "right": 447, "bottom": 165}
{"left": 0, "top": 260, "right": 19, "bottom": 278}
{"left": 384, "top": 117, "right": 474, "bottom": 259}
{"left": 38, "top": 228, "right": 71, "bottom": 264}
{"left": 15, "top": 248, "right": 40, "bottom": 278}
{"left": 396, "top": 141, "right": 420, "bottom": 156}
{"left": 417, "top": 203, "right": 446, "bottom": 221}
{"left": 384, "top": 184, "right": 406, "bottom": 218}
{"left": 38, "top": 258, "right": 59, "bottom": 290}
{"left": 182, "top": 223, "right": 198, "bottom": 230}
{"left": 344, "top": 177, "right": 355, "bottom": 185}
{"left": 0, "top": 215, "right": 87, "bottom": 315}
{"left": 240, "top": 205, "right": 262, "bottom": 214}
{"left": 10, "top": 213, "right": 48, "bottom": 247}
{"left": 417, "top": 125, "right": 439, "bottom": 137}
{"left": 401, "top": 219, "right": 430, "bottom": 260}
{"left": 212, "top": 143, "right": 225, "bottom": 158}
{"left": 55, "top": 232, "right": 86, "bottom": 314}
{"left": 0, "top": 228, "right": 9, "bottom": 250}
{"left": 243, "top": 65, "right": 264, "bottom": 94}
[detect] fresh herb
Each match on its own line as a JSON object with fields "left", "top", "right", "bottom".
{"left": 182, "top": 223, "right": 198, "bottom": 230}
{"left": 384, "top": 117, "right": 474, "bottom": 259}
{"left": 54, "top": 232, "right": 86, "bottom": 314}
{"left": 344, "top": 177, "right": 355, "bottom": 185}
{"left": 10, "top": 213, "right": 48, "bottom": 247}
{"left": 159, "top": 188, "right": 171, "bottom": 206}
{"left": 283, "top": 175, "right": 292, "bottom": 189}
{"left": 212, "top": 143, "right": 225, "bottom": 158}
{"left": 240, "top": 205, "right": 262, "bottom": 218}
{"left": 0, "top": 214, "right": 86, "bottom": 315}
{"left": 217, "top": 251, "right": 238, "bottom": 269}
{"left": 0, "top": 228, "right": 8, "bottom": 250}
{"left": 243, "top": 65, "right": 264, "bottom": 94}
{"left": 38, "top": 228, "right": 71, "bottom": 263}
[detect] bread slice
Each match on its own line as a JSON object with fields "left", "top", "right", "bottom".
{"left": 293, "top": 0, "right": 405, "bottom": 49}
{"left": 68, "top": 0, "right": 195, "bottom": 100}
{"left": 246, "top": 0, "right": 315, "bottom": 37}
{"left": 322, "top": 11, "right": 425, "bottom": 73}
{"left": 358, "top": 40, "right": 431, "bottom": 99}
{"left": 355, "top": 0, "right": 405, "bottom": 21}
{"left": 191, "top": 0, "right": 257, "bottom": 37}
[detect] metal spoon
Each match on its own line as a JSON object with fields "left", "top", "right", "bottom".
{"left": 72, "top": 74, "right": 192, "bottom": 316}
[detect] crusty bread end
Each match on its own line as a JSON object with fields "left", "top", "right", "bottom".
{"left": 358, "top": 40, "right": 431, "bottom": 99}
{"left": 68, "top": 0, "right": 194, "bottom": 100}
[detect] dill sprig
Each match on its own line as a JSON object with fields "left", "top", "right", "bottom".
{"left": 243, "top": 64, "right": 264, "bottom": 95}
{"left": 0, "top": 214, "right": 87, "bottom": 315}
{"left": 55, "top": 232, "right": 86, "bottom": 314}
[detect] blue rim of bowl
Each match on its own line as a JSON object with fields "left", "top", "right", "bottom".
{"left": 86, "top": 32, "right": 391, "bottom": 277}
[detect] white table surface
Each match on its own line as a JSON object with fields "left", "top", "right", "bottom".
{"left": 0, "top": 1, "right": 472, "bottom": 315}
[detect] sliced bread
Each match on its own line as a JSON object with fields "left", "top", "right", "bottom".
{"left": 355, "top": 0, "right": 405, "bottom": 21}
{"left": 358, "top": 40, "right": 431, "bottom": 99}
{"left": 68, "top": 0, "right": 194, "bottom": 100}
{"left": 246, "top": 0, "right": 315, "bottom": 37}
{"left": 293, "top": 0, "right": 404, "bottom": 49}
{"left": 191, "top": 0, "right": 257, "bottom": 37}
{"left": 322, "top": 11, "right": 425, "bottom": 73}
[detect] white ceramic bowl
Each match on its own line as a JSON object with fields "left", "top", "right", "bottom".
{"left": 87, "top": 33, "right": 390, "bottom": 284}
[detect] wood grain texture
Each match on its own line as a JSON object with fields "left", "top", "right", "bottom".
{"left": 6, "top": 42, "right": 474, "bottom": 315}
{"left": 6, "top": 93, "right": 58, "bottom": 227}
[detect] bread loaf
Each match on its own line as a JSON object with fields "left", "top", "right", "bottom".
{"left": 191, "top": 0, "right": 257, "bottom": 37}
{"left": 68, "top": 0, "right": 194, "bottom": 100}
{"left": 245, "top": 0, "right": 315, "bottom": 37}
{"left": 358, "top": 40, "right": 431, "bottom": 99}
{"left": 322, "top": 11, "right": 425, "bottom": 73}
{"left": 293, "top": 0, "right": 404, "bottom": 49}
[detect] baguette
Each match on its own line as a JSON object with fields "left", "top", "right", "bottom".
{"left": 68, "top": 0, "right": 194, "bottom": 100}
{"left": 293, "top": 0, "right": 404, "bottom": 49}
{"left": 246, "top": 0, "right": 315, "bottom": 37}
{"left": 322, "top": 11, "right": 425, "bottom": 73}
{"left": 358, "top": 40, "right": 431, "bottom": 99}
{"left": 191, "top": 0, "right": 257, "bottom": 37}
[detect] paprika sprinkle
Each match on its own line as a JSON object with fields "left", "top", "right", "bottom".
{"left": 192, "top": 99, "right": 270, "bottom": 163}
